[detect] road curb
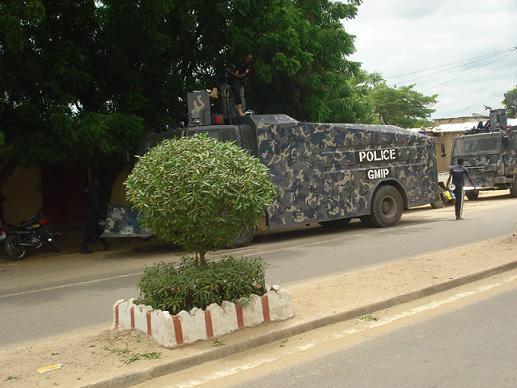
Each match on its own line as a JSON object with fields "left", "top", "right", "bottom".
{"left": 82, "top": 259, "right": 517, "bottom": 388}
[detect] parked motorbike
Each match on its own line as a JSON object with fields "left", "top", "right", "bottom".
{"left": 4, "top": 210, "right": 59, "bottom": 260}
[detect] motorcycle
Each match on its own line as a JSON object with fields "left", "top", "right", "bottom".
{"left": 4, "top": 210, "right": 59, "bottom": 260}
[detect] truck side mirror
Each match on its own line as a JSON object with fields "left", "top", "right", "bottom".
{"left": 440, "top": 143, "right": 446, "bottom": 157}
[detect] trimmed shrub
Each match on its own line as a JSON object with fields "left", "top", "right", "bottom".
{"left": 136, "top": 256, "right": 266, "bottom": 314}
{"left": 125, "top": 134, "right": 276, "bottom": 262}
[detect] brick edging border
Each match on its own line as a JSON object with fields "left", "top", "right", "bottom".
{"left": 112, "top": 287, "right": 294, "bottom": 348}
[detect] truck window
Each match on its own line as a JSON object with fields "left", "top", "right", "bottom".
{"left": 453, "top": 136, "right": 502, "bottom": 156}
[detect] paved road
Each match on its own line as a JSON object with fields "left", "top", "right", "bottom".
{"left": 0, "top": 194, "right": 516, "bottom": 347}
{"left": 226, "top": 279, "right": 517, "bottom": 388}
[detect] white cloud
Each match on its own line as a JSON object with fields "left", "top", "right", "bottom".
{"left": 344, "top": 0, "right": 517, "bottom": 118}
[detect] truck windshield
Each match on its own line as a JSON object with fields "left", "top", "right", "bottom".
{"left": 453, "top": 136, "right": 502, "bottom": 156}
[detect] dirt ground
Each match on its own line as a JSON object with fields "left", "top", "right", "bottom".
{"left": 0, "top": 232, "right": 515, "bottom": 387}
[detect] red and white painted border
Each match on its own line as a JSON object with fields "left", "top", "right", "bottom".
{"left": 112, "top": 287, "right": 293, "bottom": 348}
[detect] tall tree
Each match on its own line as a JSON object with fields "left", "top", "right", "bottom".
{"left": 0, "top": 0, "right": 145, "bottom": 204}
{"left": 222, "top": 0, "right": 364, "bottom": 122}
{"left": 0, "top": 0, "right": 370, "bottom": 211}
{"left": 503, "top": 87, "right": 517, "bottom": 117}
{"left": 352, "top": 71, "right": 438, "bottom": 128}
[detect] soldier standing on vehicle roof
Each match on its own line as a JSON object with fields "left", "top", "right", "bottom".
{"left": 446, "top": 158, "right": 476, "bottom": 220}
{"left": 210, "top": 54, "right": 253, "bottom": 117}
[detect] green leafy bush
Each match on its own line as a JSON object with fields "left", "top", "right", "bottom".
{"left": 136, "top": 256, "right": 266, "bottom": 314}
{"left": 125, "top": 134, "right": 276, "bottom": 262}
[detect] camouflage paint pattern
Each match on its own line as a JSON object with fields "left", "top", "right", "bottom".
{"left": 246, "top": 115, "right": 439, "bottom": 227}
{"left": 451, "top": 130, "right": 517, "bottom": 189}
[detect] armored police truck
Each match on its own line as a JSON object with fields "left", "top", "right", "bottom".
{"left": 451, "top": 110, "right": 517, "bottom": 199}
{"left": 184, "top": 113, "right": 439, "bottom": 234}
{"left": 104, "top": 91, "right": 440, "bottom": 242}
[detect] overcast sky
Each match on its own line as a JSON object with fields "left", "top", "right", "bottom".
{"left": 345, "top": 0, "right": 517, "bottom": 119}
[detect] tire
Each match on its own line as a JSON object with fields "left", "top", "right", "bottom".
{"left": 319, "top": 218, "right": 351, "bottom": 227}
{"left": 510, "top": 179, "right": 517, "bottom": 198}
{"left": 5, "top": 235, "right": 26, "bottom": 260}
{"left": 360, "top": 216, "right": 374, "bottom": 228}
{"left": 228, "top": 227, "right": 255, "bottom": 248}
{"left": 465, "top": 189, "right": 479, "bottom": 201}
{"left": 368, "top": 185, "right": 403, "bottom": 228}
{"left": 430, "top": 191, "right": 445, "bottom": 209}
{"left": 42, "top": 231, "right": 60, "bottom": 252}
{"left": 48, "top": 240, "right": 60, "bottom": 253}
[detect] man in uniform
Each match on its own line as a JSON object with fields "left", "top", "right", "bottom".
{"left": 446, "top": 158, "right": 476, "bottom": 220}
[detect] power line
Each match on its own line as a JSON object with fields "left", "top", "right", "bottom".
{"left": 395, "top": 49, "right": 513, "bottom": 85}
{"left": 421, "top": 52, "right": 514, "bottom": 93}
{"left": 387, "top": 46, "right": 516, "bottom": 79}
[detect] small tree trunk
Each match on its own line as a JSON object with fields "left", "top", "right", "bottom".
{"left": 199, "top": 250, "right": 208, "bottom": 266}
{"left": 0, "top": 160, "right": 17, "bottom": 224}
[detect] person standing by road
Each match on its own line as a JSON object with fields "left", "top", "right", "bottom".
{"left": 446, "top": 158, "right": 476, "bottom": 220}
{"left": 229, "top": 54, "right": 253, "bottom": 117}
{"left": 80, "top": 181, "right": 110, "bottom": 253}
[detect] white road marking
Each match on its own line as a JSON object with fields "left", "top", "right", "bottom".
{"left": 168, "top": 273, "right": 517, "bottom": 387}
{"left": 173, "top": 358, "right": 277, "bottom": 388}
{"left": 0, "top": 220, "right": 438, "bottom": 298}
{"left": 297, "top": 343, "right": 315, "bottom": 351}
{"left": 0, "top": 272, "right": 142, "bottom": 298}
{"left": 332, "top": 274, "right": 517, "bottom": 338}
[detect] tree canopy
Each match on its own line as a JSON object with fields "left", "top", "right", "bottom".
{"left": 503, "top": 88, "right": 517, "bottom": 117}
{"left": 125, "top": 134, "right": 276, "bottom": 262}
{"left": 0, "top": 0, "right": 366, "bottom": 178}
{"left": 352, "top": 71, "right": 437, "bottom": 128}
{"left": 0, "top": 0, "right": 440, "bottom": 189}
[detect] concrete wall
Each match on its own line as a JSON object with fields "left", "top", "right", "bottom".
{"left": 428, "top": 132, "right": 462, "bottom": 174}
{"left": 3, "top": 167, "right": 42, "bottom": 225}
{"left": 3, "top": 165, "right": 127, "bottom": 226}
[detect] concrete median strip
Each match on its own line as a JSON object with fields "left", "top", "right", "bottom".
{"left": 0, "top": 235, "right": 515, "bottom": 388}
{"left": 112, "top": 288, "right": 294, "bottom": 348}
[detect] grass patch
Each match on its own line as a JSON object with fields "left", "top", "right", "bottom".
{"left": 136, "top": 257, "right": 266, "bottom": 315}
{"left": 122, "top": 352, "right": 161, "bottom": 365}
{"left": 104, "top": 345, "right": 161, "bottom": 364}
{"left": 358, "top": 314, "right": 378, "bottom": 322}
{"left": 212, "top": 339, "right": 224, "bottom": 347}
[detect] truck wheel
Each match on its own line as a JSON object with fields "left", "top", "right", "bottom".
{"left": 228, "top": 227, "right": 255, "bottom": 248}
{"left": 368, "top": 185, "right": 403, "bottom": 228}
{"left": 466, "top": 190, "right": 479, "bottom": 200}
{"left": 319, "top": 218, "right": 351, "bottom": 227}
{"left": 360, "top": 216, "right": 374, "bottom": 228}
{"left": 430, "top": 191, "right": 445, "bottom": 209}
{"left": 510, "top": 179, "right": 517, "bottom": 198}
{"left": 5, "top": 235, "right": 26, "bottom": 260}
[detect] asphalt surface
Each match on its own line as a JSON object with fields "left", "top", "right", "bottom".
{"left": 0, "top": 194, "right": 516, "bottom": 347}
{"left": 229, "top": 280, "right": 517, "bottom": 388}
